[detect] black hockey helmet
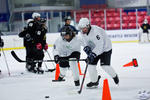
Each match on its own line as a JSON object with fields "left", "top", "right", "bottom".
{"left": 60, "top": 26, "right": 75, "bottom": 41}
{"left": 64, "top": 16, "right": 71, "bottom": 22}
{"left": 40, "top": 18, "right": 46, "bottom": 23}
{"left": 61, "top": 26, "right": 73, "bottom": 36}
{"left": 39, "top": 18, "right": 46, "bottom": 25}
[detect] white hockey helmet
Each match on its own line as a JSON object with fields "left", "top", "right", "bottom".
{"left": 78, "top": 18, "right": 90, "bottom": 29}
{"left": 32, "top": 12, "right": 41, "bottom": 19}
{"left": 143, "top": 18, "right": 148, "bottom": 24}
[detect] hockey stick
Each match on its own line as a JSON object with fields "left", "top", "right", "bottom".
{"left": 44, "top": 61, "right": 56, "bottom": 72}
{"left": 11, "top": 50, "right": 86, "bottom": 63}
{"left": 41, "top": 51, "right": 56, "bottom": 72}
{"left": 2, "top": 48, "right": 11, "bottom": 76}
{"left": 78, "top": 61, "right": 89, "bottom": 94}
{"left": 45, "top": 51, "right": 56, "bottom": 72}
{"left": 43, "top": 62, "right": 49, "bottom": 72}
{"left": 0, "top": 47, "right": 1, "bottom": 56}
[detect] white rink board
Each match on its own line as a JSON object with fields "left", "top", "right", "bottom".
{"left": 1, "top": 29, "right": 139, "bottom": 49}
{"left": 106, "top": 29, "right": 139, "bottom": 41}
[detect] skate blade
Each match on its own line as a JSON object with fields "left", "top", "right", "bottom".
{"left": 52, "top": 79, "right": 65, "bottom": 82}
{"left": 86, "top": 86, "right": 98, "bottom": 89}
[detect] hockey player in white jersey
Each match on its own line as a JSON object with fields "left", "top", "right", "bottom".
{"left": 53, "top": 26, "right": 81, "bottom": 86}
{"left": 78, "top": 18, "right": 119, "bottom": 88}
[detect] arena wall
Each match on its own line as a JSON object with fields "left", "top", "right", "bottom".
{"left": 1, "top": 29, "right": 139, "bottom": 50}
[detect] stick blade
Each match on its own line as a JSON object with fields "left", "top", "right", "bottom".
{"left": 78, "top": 90, "right": 81, "bottom": 94}
{"left": 11, "top": 51, "right": 24, "bottom": 62}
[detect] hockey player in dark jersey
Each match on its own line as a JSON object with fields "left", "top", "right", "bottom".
{"left": 19, "top": 12, "right": 48, "bottom": 74}
{"left": 59, "top": 16, "right": 78, "bottom": 34}
{"left": 32, "top": 17, "right": 48, "bottom": 74}
{"left": 0, "top": 34, "right": 4, "bottom": 48}
{"left": 139, "top": 19, "right": 150, "bottom": 42}
{"left": 19, "top": 19, "right": 34, "bottom": 72}
{"left": 141, "top": 19, "right": 150, "bottom": 33}
{"left": 0, "top": 33, "right": 4, "bottom": 74}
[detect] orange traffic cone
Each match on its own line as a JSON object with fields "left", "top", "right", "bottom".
{"left": 123, "top": 58, "right": 138, "bottom": 67}
{"left": 55, "top": 64, "right": 60, "bottom": 80}
{"left": 78, "top": 62, "right": 84, "bottom": 75}
{"left": 102, "top": 79, "right": 112, "bottom": 100}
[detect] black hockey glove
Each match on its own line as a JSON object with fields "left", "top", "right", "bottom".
{"left": 25, "top": 34, "right": 32, "bottom": 41}
{"left": 86, "top": 52, "right": 97, "bottom": 63}
{"left": 0, "top": 40, "right": 4, "bottom": 47}
{"left": 83, "top": 46, "right": 92, "bottom": 55}
{"left": 69, "top": 51, "right": 80, "bottom": 61}
{"left": 54, "top": 55, "right": 60, "bottom": 64}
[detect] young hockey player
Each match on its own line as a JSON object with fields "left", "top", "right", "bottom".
{"left": 19, "top": 12, "right": 48, "bottom": 74}
{"left": 32, "top": 17, "right": 48, "bottom": 74}
{"left": 0, "top": 34, "right": 4, "bottom": 74}
{"left": 59, "top": 16, "right": 78, "bottom": 34}
{"left": 78, "top": 18, "right": 119, "bottom": 88}
{"left": 139, "top": 19, "right": 150, "bottom": 43}
{"left": 19, "top": 19, "right": 34, "bottom": 72}
{"left": 0, "top": 34, "right": 4, "bottom": 48}
{"left": 53, "top": 26, "right": 81, "bottom": 86}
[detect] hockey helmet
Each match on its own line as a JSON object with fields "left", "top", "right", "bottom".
{"left": 64, "top": 16, "right": 71, "bottom": 22}
{"left": 32, "top": 12, "right": 41, "bottom": 19}
{"left": 143, "top": 19, "right": 148, "bottom": 24}
{"left": 60, "top": 26, "right": 75, "bottom": 41}
{"left": 78, "top": 18, "right": 90, "bottom": 29}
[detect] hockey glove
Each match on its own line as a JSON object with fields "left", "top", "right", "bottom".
{"left": 54, "top": 55, "right": 60, "bottom": 64}
{"left": 83, "top": 46, "right": 92, "bottom": 55}
{"left": 25, "top": 34, "right": 32, "bottom": 41}
{"left": 44, "top": 43, "right": 48, "bottom": 51}
{"left": 87, "top": 52, "right": 97, "bottom": 63}
{"left": 69, "top": 51, "right": 80, "bottom": 61}
{"left": 0, "top": 41, "right": 4, "bottom": 47}
{"left": 36, "top": 43, "right": 42, "bottom": 50}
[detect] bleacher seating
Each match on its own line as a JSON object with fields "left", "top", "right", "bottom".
{"left": 128, "top": 23, "right": 136, "bottom": 29}
{"left": 122, "top": 23, "right": 128, "bottom": 29}
{"left": 75, "top": 8, "right": 150, "bottom": 30}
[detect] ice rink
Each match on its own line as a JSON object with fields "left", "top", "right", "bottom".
{"left": 0, "top": 43, "right": 150, "bottom": 100}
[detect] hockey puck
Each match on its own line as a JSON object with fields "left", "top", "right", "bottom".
{"left": 20, "top": 72, "right": 24, "bottom": 74}
{"left": 45, "top": 96, "right": 49, "bottom": 98}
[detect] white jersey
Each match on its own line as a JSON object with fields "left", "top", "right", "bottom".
{"left": 80, "top": 25, "right": 112, "bottom": 55}
{"left": 53, "top": 35, "right": 81, "bottom": 57}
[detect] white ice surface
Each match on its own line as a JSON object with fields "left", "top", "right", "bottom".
{"left": 0, "top": 43, "right": 150, "bottom": 100}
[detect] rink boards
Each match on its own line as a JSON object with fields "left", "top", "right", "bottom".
{"left": 1, "top": 29, "right": 139, "bottom": 50}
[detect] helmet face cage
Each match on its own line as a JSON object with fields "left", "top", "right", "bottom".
{"left": 61, "top": 32, "right": 67, "bottom": 37}
{"left": 61, "top": 30, "right": 73, "bottom": 37}
{"left": 60, "top": 26, "right": 74, "bottom": 41}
